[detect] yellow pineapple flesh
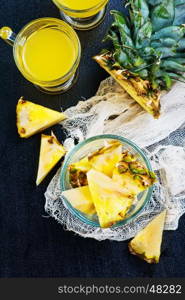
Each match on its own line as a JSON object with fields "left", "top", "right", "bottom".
{"left": 70, "top": 157, "right": 91, "bottom": 172}
{"left": 69, "top": 157, "right": 91, "bottom": 188}
{"left": 16, "top": 97, "right": 67, "bottom": 138}
{"left": 112, "top": 152, "right": 156, "bottom": 196}
{"left": 87, "top": 169, "right": 134, "bottom": 228}
{"left": 69, "top": 141, "right": 123, "bottom": 187}
{"left": 113, "top": 170, "right": 148, "bottom": 196}
{"left": 62, "top": 186, "right": 96, "bottom": 215}
{"left": 129, "top": 210, "right": 166, "bottom": 263}
{"left": 88, "top": 141, "right": 122, "bottom": 177}
{"left": 36, "top": 133, "right": 66, "bottom": 185}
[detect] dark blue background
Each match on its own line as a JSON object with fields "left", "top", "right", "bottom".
{"left": 0, "top": 0, "right": 184, "bottom": 278}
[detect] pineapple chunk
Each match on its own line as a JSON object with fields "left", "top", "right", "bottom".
{"left": 89, "top": 141, "right": 122, "bottom": 177}
{"left": 129, "top": 210, "right": 166, "bottom": 263}
{"left": 69, "top": 157, "right": 91, "bottom": 188}
{"left": 113, "top": 169, "right": 147, "bottom": 196}
{"left": 36, "top": 134, "right": 66, "bottom": 185}
{"left": 87, "top": 169, "right": 134, "bottom": 228}
{"left": 112, "top": 152, "right": 156, "bottom": 196}
{"left": 16, "top": 97, "right": 67, "bottom": 138}
{"left": 94, "top": 54, "right": 160, "bottom": 119}
{"left": 70, "top": 157, "right": 92, "bottom": 172}
{"left": 113, "top": 168, "right": 156, "bottom": 196}
{"left": 62, "top": 186, "right": 96, "bottom": 215}
{"left": 69, "top": 141, "right": 122, "bottom": 187}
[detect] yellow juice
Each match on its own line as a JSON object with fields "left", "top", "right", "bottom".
{"left": 21, "top": 27, "right": 76, "bottom": 83}
{"left": 54, "top": 0, "right": 109, "bottom": 18}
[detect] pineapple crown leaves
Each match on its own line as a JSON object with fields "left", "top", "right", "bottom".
{"left": 103, "top": 0, "right": 185, "bottom": 92}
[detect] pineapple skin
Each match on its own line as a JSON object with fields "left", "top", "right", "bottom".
{"left": 16, "top": 97, "right": 67, "bottom": 138}
{"left": 94, "top": 55, "right": 161, "bottom": 119}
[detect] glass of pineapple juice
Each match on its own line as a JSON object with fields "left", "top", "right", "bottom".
{"left": 0, "top": 18, "right": 81, "bottom": 94}
{"left": 52, "top": 0, "right": 109, "bottom": 30}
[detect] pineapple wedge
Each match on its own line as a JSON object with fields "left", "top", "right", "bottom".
{"left": 70, "top": 157, "right": 92, "bottom": 173}
{"left": 16, "top": 97, "right": 67, "bottom": 138}
{"left": 88, "top": 141, "right": 122, "bottom": 177}
{"left": 62, "top": 186, "right": 96, "bottom": 215}
{"left": 69, "top": 141, "right": 122, "bottom": 187}
{"left": 129, "top": 210, "right": 166, "bottom": 263}
{"left": 69, "top": 157, "right": 91, "bottom": 188}
{"left": 113, "top": 170, "right": 154, "bottom": 196}
{"left": 87, "top": 169, "right": 134, "bottom": 228}
{"left": 36, "top": 134, "right": 66, "bottom": 185}
{"left": 112, "top": 152, "right": 156, "bottom": 196}
{"left": 94, "top": 54, "right": 160, "bottom": 119}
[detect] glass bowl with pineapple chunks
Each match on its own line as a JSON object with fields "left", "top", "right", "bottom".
{"left": 60, "top": 134, "right": 156, "bottom": 228}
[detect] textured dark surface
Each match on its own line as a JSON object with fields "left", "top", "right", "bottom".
{"left": 0, "top": 0, "right": 185, "bottom": 278}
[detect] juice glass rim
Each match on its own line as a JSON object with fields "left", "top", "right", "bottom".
{"left": 13, "top": 17, "right": 81, "bottom": 87}
{"left": 52, "top": 0, "right": 108, "bottom": 13}
{"left": 60, "top": 134, "right": 154, "bottom": 228}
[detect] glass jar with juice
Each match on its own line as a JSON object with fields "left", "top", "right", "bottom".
{"left": 0, "top": 18, "right": 81, "bottom": 94}
{"left": 52, "top": 0, "right": 109, "bottom": 30}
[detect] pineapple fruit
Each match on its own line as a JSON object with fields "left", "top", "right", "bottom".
{"left": 88, "top": 141, "right": 122, "bottom": 177}
{"left": 69, "top": 141, "right": 122, "bottom": 188}
{"left": 62, "top": 186, "right": 96, "bottom": 215}
{"left": 69, "top": 157, "right": 91, "bottom": 188}
{"left": 70, "top": 157, "right": 91, "bottom": 173}
{"left": 129, "top": 210, "right": 166, "bottom": 263}
{"left": 87, "top": 169, "right": 134, "bottom": 228}
{"left": 16, "top": 97, "right": 66, "bottom": 138}
{"left": 36, "top": 133, "right": 66, "bottom": 185}
{"left": 94, "top": 1, "right": 185, "bottom": 118}
{"left": 94, "top": 55, "right": 160, "bottom": 117}
{"left": 112, "top": 151, "right": 156, "bottom": 196}
{"left": 67, "top": 144, "right": 157, "bottom": 228}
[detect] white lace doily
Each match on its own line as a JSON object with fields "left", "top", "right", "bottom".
{"left": 45, "top": 77, "right": 185, "bottom": 241}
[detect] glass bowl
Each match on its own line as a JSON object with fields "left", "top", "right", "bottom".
{"left": 60, "top": 134, "right": 153, "bottom": 228}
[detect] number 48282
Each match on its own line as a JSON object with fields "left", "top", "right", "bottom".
{"left": 149, "top": 284, "right": 182, "bottom": 294}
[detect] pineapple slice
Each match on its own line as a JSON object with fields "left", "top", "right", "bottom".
{"left": 69, "top": 157, "right": 91, "bottom": 188}
{"left": 94, "top": 54, "right": 160, "bottom": 119}
{"left": 129, "top": 210, "right": 166, "bottom": 263}
{"left": 112, "top": 154, "right": 156, "bottom": 196}
{"left": 87, "top": 169, "right": 134, "bottom": 228}
{"left": 70, "top": 157, "right": 92, "bottom": 173}
{"left": 88, "top": 141, "right": 122, "bottom": 177}
{"left": 16, "top": 97, "right": 67, "bottom": 138}
{"left": 62, "top": 186, "right": 96, "bottom": 215}
{"left": 36, "top": 134, "right": 66, "bottom": 185}
{"left": 69, "top": 141, "right": 122, "bottom": 187}
{"left": 113, "top": 170, "right": 147, "bottom": 196}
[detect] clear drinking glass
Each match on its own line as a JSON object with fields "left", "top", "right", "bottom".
{"left": 60, "top": 134, "right": 154, "bottom": 228}
{"left": 0, "top": 18, "right": 81, "bottom": 94}
{"left": 52, "top": 0, "right": 109, "bottom": 30}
